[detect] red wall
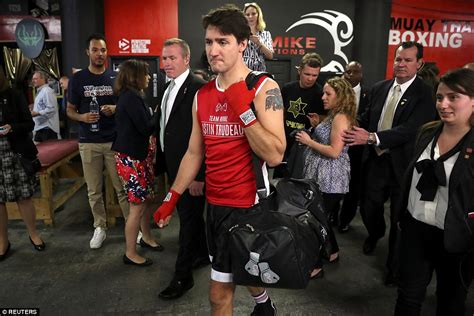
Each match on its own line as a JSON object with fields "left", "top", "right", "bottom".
{"left": 104, "top": 0, "right": 178, "bottom": 62}
{"left": 386, "top": 0, "right": 474, "bottom": 77}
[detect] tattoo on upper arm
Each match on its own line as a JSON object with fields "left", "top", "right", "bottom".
{"left": 265, "top": 88, "right": 284, "bottom": 111}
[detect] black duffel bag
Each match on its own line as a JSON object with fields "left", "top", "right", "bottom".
{"left": 228, "top": 160, "right": 330, "bottom": 289}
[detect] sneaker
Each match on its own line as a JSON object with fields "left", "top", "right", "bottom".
{"left": 90, "top": 227, "right": 106, "bottom": 249}
{"left": 251, "top": 299, "right": 277, "bottom": 316}
{"left": 136, "top": 231, "right": 143, "bottom": 244}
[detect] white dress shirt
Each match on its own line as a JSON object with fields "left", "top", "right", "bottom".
{"left": 407, "top": 140, "right": 458, "bottom": 229}
{"left": 353, "top": 83, "right": 361, "bottom": 112}
{"left": 160, "top": 68, "right": 189, "bottom": 151}
{"left": 33, "top": 84, "right": 60, "bottom": 136}
{"left": 374, "top": 75, "right": 417, "bottom": 146}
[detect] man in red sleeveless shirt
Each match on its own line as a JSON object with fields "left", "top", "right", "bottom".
{"left": 153, "top": 5, "right": 285, "bottom": 315}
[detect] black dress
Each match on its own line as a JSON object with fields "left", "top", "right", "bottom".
{"left": 0, "top": 88, "right": 37, "bottom": 203}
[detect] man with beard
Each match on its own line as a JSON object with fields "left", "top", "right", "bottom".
{"left": 67, "top": 33, "right": 129, "bottom": 249}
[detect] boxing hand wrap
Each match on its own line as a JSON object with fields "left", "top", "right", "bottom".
{"left": 224, "top": 81, "right": 257, "bottom": 127}
{"left": 153, "top": 189, "right": 181, "bottom": 226}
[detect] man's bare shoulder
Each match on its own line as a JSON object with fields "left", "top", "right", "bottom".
{"left": 256, "top": 78, "right": 283, "bottom": 112}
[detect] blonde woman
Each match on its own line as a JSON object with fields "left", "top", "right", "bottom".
{"left": 295, "top": 76, "right": 357, "bottom": 278}
{"left": 243, "top": 2, "right": 274, "bottom": 71}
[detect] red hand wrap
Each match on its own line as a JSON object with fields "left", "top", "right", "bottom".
{"left": 224, "top": 81, "right": 257, "bottom": 127}
{"left": 153, "top": 189, "right": 181, "bottom": 224}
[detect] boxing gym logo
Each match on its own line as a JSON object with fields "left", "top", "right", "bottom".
{"left": 274, "top": 10, "right": 354, "bottom": 73}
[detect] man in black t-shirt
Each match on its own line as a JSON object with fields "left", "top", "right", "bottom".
{"left": 67, "top": 33, "right": 129, "bottom": 249}
{"left": 277, "top": 53, "right": 326, "bottom": 177}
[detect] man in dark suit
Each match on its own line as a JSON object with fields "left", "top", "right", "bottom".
{"left": 338, "top": 61, "right": 369, "bottom": 232}
{"left": 155, "top": 38, "right": 207, "bottom": 300}
{"left": 342, "top": 42, "right": 437, "bottom": 285}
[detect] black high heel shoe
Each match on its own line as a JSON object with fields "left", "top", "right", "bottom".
{"left": 0, "top": 242, "right": 11, "bottom": 261}
{"left": 139, "top": 238, "right": 164, "bottom": 252}
{"left": 29, "top": 237, "right": 46, "bottom": 251}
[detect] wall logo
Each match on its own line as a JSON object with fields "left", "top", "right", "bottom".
{"left": 15, "top": 19, "right": 45, "bottom": 59}
{"left": 118, "top": 38, "right": 151, "bottom": 54}
{"left": 274, "top": 10, "right": 354, "bottom": 72}
{"left": 119, "top": 38, "right": 130, "bottom": 52}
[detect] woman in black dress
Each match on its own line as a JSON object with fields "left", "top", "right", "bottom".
{"left": 0, "top": 68, "right": 45, "bottom": 261}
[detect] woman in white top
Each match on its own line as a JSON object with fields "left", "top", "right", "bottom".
{"left": 395, "top": 68, "right": 474, "bottom": 315}
{"left": 243, "top": 2, "right": 274, "bottom": 72}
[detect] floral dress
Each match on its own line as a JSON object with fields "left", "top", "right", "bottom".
{"left": 302, "top": 117, "right": 350, "bottom": 194}
{"left": 115, "top": 136, "right": 156, "bottom": 204}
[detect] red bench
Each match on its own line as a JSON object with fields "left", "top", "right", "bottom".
{"left": 7, "top": 139, "right": 85, "bottom": 226}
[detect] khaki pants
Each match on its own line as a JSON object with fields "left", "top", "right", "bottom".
{"left": 79, "top": 142, "right": 129, "bottom": 228}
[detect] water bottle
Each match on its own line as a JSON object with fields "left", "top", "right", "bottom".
{"left": 89, "top": 96, "right": 100, "bottom": 132}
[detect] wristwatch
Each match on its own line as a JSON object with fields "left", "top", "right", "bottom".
{"left": 367, "top": 133, "right": 376, "bottom": 145}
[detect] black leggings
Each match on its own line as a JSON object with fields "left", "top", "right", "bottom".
{"left": 314, "top": 193, "right": 343, "bottom": 268}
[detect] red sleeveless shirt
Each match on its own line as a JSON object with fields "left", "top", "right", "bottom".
{"left": 196, "top": 77, "right": 268, "bottom": 208}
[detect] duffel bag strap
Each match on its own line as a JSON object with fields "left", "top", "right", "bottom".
{"left": 252, "top": 153, "right": 268, "bottom": 199}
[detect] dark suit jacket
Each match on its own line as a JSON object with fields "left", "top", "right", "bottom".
{"left": 357, "top": 85, "right": 369, "bottom": 117}
{"left": 359, "top": 76, "right": 436, "bottom": 183}
{"left": 155, "top": 72, "right": 205, "bottom": 181}
{"left": 1, "top": 88, "right": 38, "bottom": 159}
{"left": 112, "top": 89, "right": 156, "bottom": 160}
{"left": 399, "top": 122, "right": 474, "bottom": 253}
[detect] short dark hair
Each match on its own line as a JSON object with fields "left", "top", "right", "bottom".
{"left": 439, "top": 68, "right": 474, "bottom": 98}
{"left": 114, "top": 59, "right": 149, "bottom": 94}
{"left": 398, "top": 41, "right": 423, "bottom": 59}
{"left": 202, "top": 5, "right": 251, "bottom": 43}
{"left": 86, "top": 33, "right": 107, "bottom": 49}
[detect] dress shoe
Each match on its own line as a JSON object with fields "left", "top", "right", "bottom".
{"left": 384, "top": 271, "right": 398, "bottom": 287}
{"left": 329, "top": 254, "right": 340, "bottom": 263}
{"left": 362, "top": 237, "right": 377, "bottom": 255}
{"left": 192, "top": 256, "right": 211, "bottom": 269}
{"left": 0, "top": 242, "right": 11, "bottom": 261}
{"left": 122, "top": 255, "right": 153, "bottom": 266}
{"left": 338, "top": 224, "right": 350, "bottom": 233}
{"left": 310, "top": 268, "right": 324, "bottom": 280}
{"left": 139, "top": 238, "right": 164, "bottom": 252}
{"left": 158, "top": 277, "right": 194, "bottom": 300}
{"left": 29, "top": 236, "right": 46, "bottom": 251}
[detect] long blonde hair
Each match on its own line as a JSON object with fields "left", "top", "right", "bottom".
{"left": 244, "top": 2, "right": 266, "bottom": 32}
{"left": 325, "top": 77, "right": 357, "bottom": 127}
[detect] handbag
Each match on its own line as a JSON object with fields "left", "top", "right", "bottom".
{"left": 17, "top": 153, "right": 41, "bottom": 176}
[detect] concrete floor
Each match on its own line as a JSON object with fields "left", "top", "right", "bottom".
{"left": 1, "top": 186, "right": 473, "bottom": 315}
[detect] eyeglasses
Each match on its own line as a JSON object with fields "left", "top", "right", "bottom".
{"left": 244, "top": 2, "right": 258, "bottom": 7}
